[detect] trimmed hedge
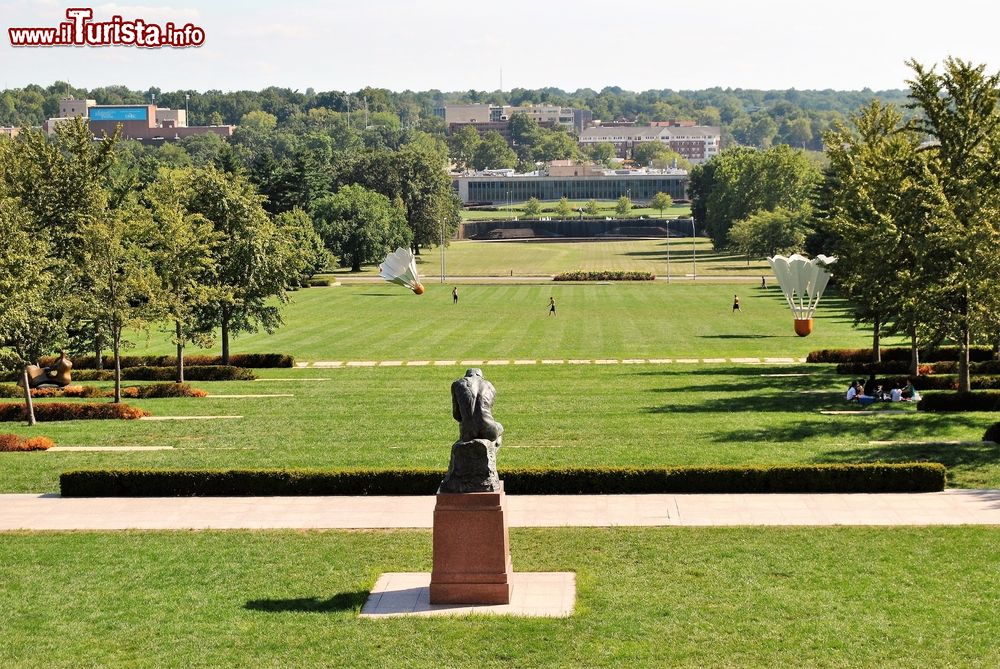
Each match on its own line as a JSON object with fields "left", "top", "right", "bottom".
{"left": 0, "top": 383, "right": 206, "bottom": 399}
{"left": 908, "top": 375, "right": 1000, "bottom": 391}
{"left": 37, "top": 353, "right": 293, "bottom": 369}
{"left": 553, "top": 271, "right": 656, "bottom": 281}
{"left": 984, "top": 422, "right": 1000, "bottom": 443}
{"left": 808, "top": 346, "right": 995, "bottom": 364}
{"left": 0, "top": 434, "right": 54, "bottom": 451}
{"left": 835, "top": 360, "right": 1000, "bottom": 376}
{"left": 71, "top": 366, "right": 256, "bottom": 382}
{"left": 59, "top": 463, "right": 946, "bottom": 497}
{"left": 0, "top": 402, "right": 148, "bottom": 422}
{"left": 917, "top": 392, "right": 1000, "bottom": 412}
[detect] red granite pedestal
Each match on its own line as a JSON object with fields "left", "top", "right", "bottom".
{"left": 429, "top": 482, "right": 513, "bottom": 605}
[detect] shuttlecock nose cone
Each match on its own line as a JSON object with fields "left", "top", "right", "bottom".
{"left": 412, "top": 283, "right": 425, "bottom": 295}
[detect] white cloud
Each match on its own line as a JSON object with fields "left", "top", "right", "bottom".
{"left": 94, "top": 4, "right": 201, "bottom": 21}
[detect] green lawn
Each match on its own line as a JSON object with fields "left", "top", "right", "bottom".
{"left": 331, "top": 238, "right": 766, "bottom": 277}
{"left": 3, "top": 364, "right": 996, "bottom": 492}
{"left": 1, "top": 528, "right": 997, "bottom": 668}
{"left": 124, "top": 283, "right": 878, "bottom": 362}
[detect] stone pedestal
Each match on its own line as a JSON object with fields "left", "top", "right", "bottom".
{"left": 430, "top": 482, "right": 513, "bottom": 605}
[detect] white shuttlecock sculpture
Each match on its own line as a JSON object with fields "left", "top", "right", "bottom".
{"left": 767, "top": 253, "right": 837, "bottom": 336}
{"left": 378, "top": 247, "right": 424, "bottom": 295}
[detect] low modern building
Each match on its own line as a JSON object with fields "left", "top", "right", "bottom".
{"left": 51, "top": 98, "right": 232, "bottom": 143}
{"left": 579, "top": 123, "right": 721, "bottom": 164}
{"left": 0, "top": 127, "right": 19, "bottom": 139}
{"left": 453, "top": 166, "right": 688, "bottom": 205}
{"left": 435, "top": 103, "right": 593, "bottom": 137}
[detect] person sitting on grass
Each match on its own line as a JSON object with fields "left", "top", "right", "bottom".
{"left": 846, "top": 380, "right": 863, "bottom": 402}
{"left": 902, "top": 380, "right": 922, "bottom": 402}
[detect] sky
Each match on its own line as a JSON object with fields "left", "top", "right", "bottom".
{"left": 2, "top": 0, "right": 1000, "bottom": 93}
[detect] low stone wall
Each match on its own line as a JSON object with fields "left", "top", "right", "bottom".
{"left": 459, "top": 218, "right": 697, "bottom": 240}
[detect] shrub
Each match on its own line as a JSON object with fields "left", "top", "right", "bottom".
{"left": 73, "top": 366, "right": 256, "bottom": 382}
{"left": 38, "top": 353, "right": 293, "bottom": 369}
{"left": 553, "top": 271, "right": 656, "bottom": 281}
{"left": 121, "top": 383, "right": 208, "bottom": 399}
{"left": 0, "top": 385, "right": 22, "bottom": 398}
{"left": 307, "top": 277, "right": 334, "bottom": 287}
{"left": 0, "top": 402, "right": 148, "bottom": 422}
{"left": 984, "top": 422, "right": 1000, "bottom": 443}
{"left": 917, "top": 392, "right": 1000, "bottom": 412}
{"left": 59, "top": 463, "right": 946, "bottom": 497}
{"left": 0, "top": 434, "right": 54, "bottom": 451}
{"left": 808, "top": 346, "right": 995, "bottom": 364}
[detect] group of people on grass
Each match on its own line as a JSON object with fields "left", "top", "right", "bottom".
{"left": 846, "top": 373, "right": 921, "bottom": 405}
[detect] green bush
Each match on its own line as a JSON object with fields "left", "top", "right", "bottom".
{"left": 808, "top": 346, "right": 995, "bottom": 364}
{"left": 0, "top": 402, "right": 148, "bottom": 422}
{"left": 553, "top": 271, "right": 655, "bottom": 281}
{"left": 37, "top": 353, "right": 293, "bottom": 369}
{"left": 983, "top": 422, "right": 1000, "bottom": 443}
{"left": 917, "top": 392, "right": 1000, "bottom": 412}
{"left": 59, "top": 463, "right": 946, "bottom": 497}
{"left": 835, "top": 360, "right": 1000, "bottom": 376}
{"left": 71, "top": 366, "right": 256, "bottom": 382}
{"left": 307, "top": 277, "right": 334, "bottom": 287}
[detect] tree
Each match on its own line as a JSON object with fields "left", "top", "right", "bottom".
{"left": 80, "top": 202, "right": 160, "bottom": 402}
{"left": 312, "top": 184, "right": 411, "bottom": 272}
{"left": 616, "top": 196, "right": 633, "bottom": 218}
{"left": 146, "top": 168, "right": 219, "bottom": 383}
{"left": 523, "top": 197, "right": 542, "bottom": 218}
{"left": 905, "top": 58, "right": 1000, "bottom": 391}
{"left": 692, "top": 145, "right": 820, "bottom": 249}
{"left": 0, "top": 197, "right": 56, "bottom": 424}
{"left": 275, "top": 208, "right": 331, "bottom": 285}
{"left": 239, "top": 110, "right": 278, "bottom": 132}
{"left": 727, "top": 206, "right": 808, "bottom": 260}
{"left": 821, "top": 100, "right": 928, "bottom": 369}
{"left": 586, "top": 142, "right": 616, "bottom": 166}
{"left": 448, "top": 124, "right": 481, "bottom": 170}
{"left": 533, "top": 130, "right": 578, "bottom": 162}
{"left": 650, "top": 192, "right": 673, "bottom": 218}
{"left": 472, "top": 130, "right": 517, "bottom": 170}
{"left": 556, "top": 197, "right": 573, "bottom": 220}
{"left": 585, "top": 199, "right": 600, "bottom": 217}
{"left": 632, "top": 142, "right": 672, "bottom": 166}
{"left": 186, "top": 167, "right": 300, "bottom": 365}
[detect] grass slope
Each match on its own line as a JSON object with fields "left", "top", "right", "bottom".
{"left": 331, "top": 238, "right": 767, "bottom": 277}
{"left": 125, "top": 284, "right": 885, "bottom": 362}
{"left": 2, "top": 365, "right": 996, "bottom": 492}
{"left": 1, "top": 528, "right": 997, "bottom": 668}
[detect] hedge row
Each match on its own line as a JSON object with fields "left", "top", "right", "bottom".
{"left": 917, "top": 392, "right": 1000, "bottom": 412}
{"left": 37, "top": 353, "right": 293, "bottom": 369}
{"left": 0, "top": 434, "right": 54, "bottom": 451}
{"left": 0, "top": 402, "right": 148, "bottom": 422}
{"left": 984, "top": 423, "right": 1000, "bottom": 442}
{"left": 908, "top": 375, "right": 1000, "bottom": 391}
{"left": 835, "top": 360, "right": 1000, "bottom": 376}
{"left": 0, "top": 383, "right": 206, "bottom": 399}
{"left": 59, "top": 463, "right": 946, "bottom": 497}
{"left": 553, "top": 271, "right": 656, "bottom": 281}
{"left": 808, "top": 346, "right": 996, "bottom": 364}
{"left": 71, "top": 366, "right": 256, "bottom": 382}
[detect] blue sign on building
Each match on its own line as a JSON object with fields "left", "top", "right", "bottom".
{"left": 89, "top": 107, "right": 149, "bottom": 122}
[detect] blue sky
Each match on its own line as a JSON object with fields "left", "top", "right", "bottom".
{"left": 2, "top": 0, "right": 999, "bottom": 92}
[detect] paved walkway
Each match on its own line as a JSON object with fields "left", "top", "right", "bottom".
{"left": 295, "top": 357, "right": 808, "bottom": 368}
{"left": 1, "top": 491, "right": 998, "bottom": 530}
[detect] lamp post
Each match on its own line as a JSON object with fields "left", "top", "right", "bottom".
{"left": 440, "top": 218, "right": 446, "bottom": 284}
{"left": 691, "top": 218, "right": 697, "bottom": 280}
{"left": 185, "top": 93, "right": 189, "bottom": 123}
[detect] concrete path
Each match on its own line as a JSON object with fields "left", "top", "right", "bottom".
{"left": 296, "top": 357, "right": 808, "bottom": 368}
{"left": 1, "top": 491, "right": 998, "bottom": 531}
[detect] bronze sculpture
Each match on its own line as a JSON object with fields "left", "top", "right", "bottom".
{"left": 439, "top": 368, "right": 504, "bottom": 493}
{"left": 19, "top": 350, "right": 73, "bottom": 388}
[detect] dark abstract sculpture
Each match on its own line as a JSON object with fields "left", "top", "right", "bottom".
{"left": 19, "top": 350, "right": 73, "bottom": 389}
{"left": 440, "top": 368, "right": 504, "bottom": 493}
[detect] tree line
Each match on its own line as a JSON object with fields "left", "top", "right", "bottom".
{"left": 0, "top": 114, "right": 461, "bottom": 402}
{"left": 688, "top": 59, "right": 1000, "bottom": 391}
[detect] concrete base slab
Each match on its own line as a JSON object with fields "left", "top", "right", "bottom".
{"left": 46, "top": 446, "right": 174, "bottom": 452}
{"left": 360, "top": 572, "right": 575, "bottom": 618}
{"left": 138, "top": 415, "right": 242, "bottom": 421}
